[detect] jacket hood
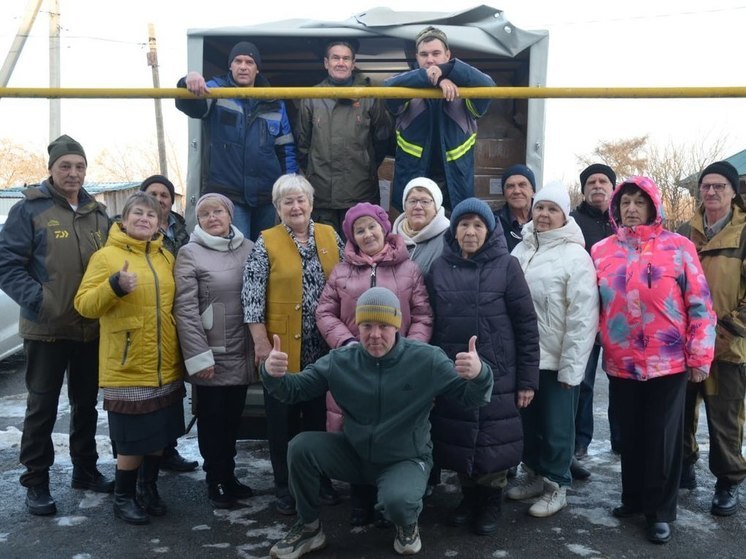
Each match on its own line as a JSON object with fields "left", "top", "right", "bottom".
{"left": 25, "top": 180, "right": 103, "bottom": 215}
{"left": 609, "top": 176, "right": 664, "bottom": 239}
{"left": 107, "top": 222, "right": 164, "bottom": 254}
{"left": 343, "top": 233, "right": 410, "bottom": 266}
{"left": 521, "top": 215, "right": 586, "bottom": 250}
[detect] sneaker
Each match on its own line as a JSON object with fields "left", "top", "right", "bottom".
{"left": 528, "top": 479, "right": 567, "bottom": 518}
{"left": 394, "top": 522, "right": 421, "bottom": 555}
{"left": 270, "top": 520, "right": 326, "bottom": 559}
{"left": 505, "top": 470, "right": 544, "bottom": 501}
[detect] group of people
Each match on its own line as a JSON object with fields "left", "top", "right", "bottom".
{"left": 0, "top": 21, "right": 744, "bottom": 559}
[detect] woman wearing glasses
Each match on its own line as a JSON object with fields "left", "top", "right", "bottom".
{"left": 392, "top": 177, "right": 451, "bottom": 275}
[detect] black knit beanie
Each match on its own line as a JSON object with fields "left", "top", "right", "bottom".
{"left": 580, "top": 164, "right": 617, "bottom": 193}
{"left": 228, "top": 41, "right": 262, "bottom": 70}
{"left": 140, "top": 174, "right": 175, "bottom": 203}
{"left": 699, "top": 161, "right": 740, "bottom": 190}
{"left": 501, "top": 164, "right": 536, "bottom": 192}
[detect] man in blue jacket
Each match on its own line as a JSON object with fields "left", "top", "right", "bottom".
{"left": 176, "top": 41, "right": 297, "bottom": 241}
{"left": 385, "top": 26, "right": 495, "bottom": 212}
{"left": 263, "top": 287, "right": 493, "bottom": 558}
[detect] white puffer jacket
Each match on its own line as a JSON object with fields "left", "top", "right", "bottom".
{"left": 511, "top": 216, "right": 599, "bottom": 386}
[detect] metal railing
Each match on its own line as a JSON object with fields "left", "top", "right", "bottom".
{"left": 1, "top": 86, "right": 746, "bottom": 100}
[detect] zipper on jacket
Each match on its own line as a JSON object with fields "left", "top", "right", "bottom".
{"left": 145, "top": 246, "right": 164, "bottom": 387}
{"left": 647, "top": 263, "right": 652, "bottom": 288}
{"left": 370, "top": 263, "right": 377, "bottom": 287}
{"left": 121, "top": 332, "right": 131, "bottom": 365}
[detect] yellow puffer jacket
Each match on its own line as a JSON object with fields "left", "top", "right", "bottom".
{"left": 75, "top": 223, "right": 184, "bottom": 388}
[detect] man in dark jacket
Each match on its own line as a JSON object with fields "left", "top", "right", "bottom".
{"left": 495, "top": 164, "right": 535, "bottom": 251}
{"left": 176, "top": 41, "right": 297, "bottom": 241}
{"left": 263, "top": 287, "right": 493, "bottom": 559}
{"left": 385, "top": 26, "right": 495, "bottom": 212}
{"left": 0, "top": 135, "right": 113, "bottom": 515}
{"left": 569, "top": 163, "right": 619, "bottom": 479}
{"left": 296, "top": 40, "right": 392, "bottom": 237}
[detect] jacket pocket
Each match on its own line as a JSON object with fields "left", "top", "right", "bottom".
{"left": 107, "top": 316, "right": 143, "bottom": 369}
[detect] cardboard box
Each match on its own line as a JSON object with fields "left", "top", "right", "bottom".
{"left": 474, "top": 139, "right": 524, "bottom": 173}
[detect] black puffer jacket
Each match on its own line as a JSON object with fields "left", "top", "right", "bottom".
{"left": 427, "top": 223, "right": 540, "bottom": 476}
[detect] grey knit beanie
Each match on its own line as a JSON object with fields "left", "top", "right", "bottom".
{"left": 355, "top": 287, "right": 402, "bottom": 329}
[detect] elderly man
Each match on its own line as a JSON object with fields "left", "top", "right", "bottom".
{"left": 0, "top": 135, "right": 113, "bottom": 515}
{"left": 385, "top": 26, "right": 495, "bottom": 212}
{"left": 263, "top": 287, "right": 493, "bottom": 558}
{"left": 176, "top": 41, "right": 297, "bottom": 241}
{"left": 678, "top": 160, "right": 746, "bottom": 516}
{"left": 569, "top": 164, "right": 620, "bottom": 481}
{"left": 496, "top": 164, "right": 535, "bottom": 251}
{"left": 296, "top": 40, "right": 392, "bottom": 237}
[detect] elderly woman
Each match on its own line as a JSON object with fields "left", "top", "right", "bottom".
{"left": 592, "top": 176, "right": 716, "bottom": 544}
{"left": 75, "top": 192, "right": 185, "bottom": 526}
{"left": 508, "top": 182, "right": 599, "bottom": 518}
{"left": 428, "top": 197, "right": 540, "bottom": 535}
{"left": 392, "top": 177, "right": 450, "bottom": 275}
{"left": 174, "top": 193, "right": 255, "bottom": 509}
{"left": 316, "top": 201, "right": 433, "bottom": 525}
{"left": 242, "top": 174, "right": 344, "bottom": 515}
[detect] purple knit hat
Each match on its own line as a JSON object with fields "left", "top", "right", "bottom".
{"left": 342, "top": 202, "right": 392, "bottom": 243}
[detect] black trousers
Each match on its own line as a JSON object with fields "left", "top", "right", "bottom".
{"left": 20, "top": 339, "right": 100, "bottom": 487}
{"left": 610, "top": 372, "right": 687, "bottom": 522}
{"left": 195, "top": 384, "right": 249, "bottom": 485}
{"left": 263, "top": 387, "right": 326, "bottom": 496}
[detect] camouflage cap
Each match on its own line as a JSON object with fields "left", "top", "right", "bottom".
{"left": 415, "top": 26, "right": 449, "bottom": 50}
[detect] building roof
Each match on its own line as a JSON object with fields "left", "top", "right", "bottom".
{"left": 724, "top": 148, "right": 746, "bottom": 175}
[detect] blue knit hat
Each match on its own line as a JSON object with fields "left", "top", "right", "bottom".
{"left": 501, "top": 164, "right": 536, "bottom": 192}
{"left": 450, "top": 197, "right": 496, "bottom": 235}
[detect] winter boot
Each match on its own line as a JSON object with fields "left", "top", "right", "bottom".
{"left": 447, "top": 486, "right": 479, "bottom": 527}
{"left": 137, "top": 455, "right": 167, "bottom": 516}
{"left": 474, "top": 488, "right": 503, "bottom": 535}
{"left": 114, "top": 468, "right": 149, "bottom": 525}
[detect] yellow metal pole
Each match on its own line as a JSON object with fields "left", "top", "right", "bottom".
{"left": 1, "top": 86, "right": 746, "bottom": 100}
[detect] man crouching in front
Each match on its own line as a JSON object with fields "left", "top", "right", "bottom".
{"left": 262, "top": 286, "right": 493, "bottom": 558}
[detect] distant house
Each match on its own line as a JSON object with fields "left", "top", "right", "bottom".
{"left": 0, "top": 182, "right": 184, "bottom": 217}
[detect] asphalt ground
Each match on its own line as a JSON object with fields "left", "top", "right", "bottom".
{"left": 1, "top": 352, "right": 745, "bottom": 559}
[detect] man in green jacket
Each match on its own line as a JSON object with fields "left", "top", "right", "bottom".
{"left": 262, "top": 287, "right": 493, "bottom": 558}
{"left": 296, "top": 40, "right": 392, "bottom": 237}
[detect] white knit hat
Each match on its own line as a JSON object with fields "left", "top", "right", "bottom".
{"left": 402, "top": 177, "right": 443, "bottom": 213}
{"left": 533, "top": 181, "right": 571, "bottom": 218}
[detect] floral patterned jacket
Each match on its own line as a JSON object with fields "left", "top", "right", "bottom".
{"left": 592, "top": 176, "right": 716, "bottom": 381}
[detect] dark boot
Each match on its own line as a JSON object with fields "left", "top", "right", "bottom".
{"left": 26, "top": 483, "right": 57, "bottom": 516}
{"left": 680, "top": 462, "right": 697, "bottom": 490}
{"left": 474, "top": 488, "right": 502, "bottom": 536}
{"left": 447, "top": 486, "right": 479, "bottom": 527}
{"left": 71, "top": 463, "right": 114, "bottom": 493}
{"left": 137, "top": 455, "right": 167, "bottom": 516}
{"left": 114, "top": 468, "right": 149, "bottom": 525}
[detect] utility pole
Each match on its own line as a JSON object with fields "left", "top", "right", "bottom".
{"left": 0, "top": 0, "right": 45, "bottom": 87}
{"left": 49, "top": 0, "right": 61, "bottom": 140}
{"left": 147, "top": 23, "right": 168, "bottom": 177}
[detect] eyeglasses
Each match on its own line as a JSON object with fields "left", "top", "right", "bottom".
{"left": 405, "top": 198, "right": 434, "bottom": 208}
{"left": 197, "top": 208, "right": 227, "bottom": 220}
{"left": 700, "top": 183, "right": 729, "bottom": 192}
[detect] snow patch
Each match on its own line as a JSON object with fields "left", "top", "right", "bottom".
{"left": 566, "top": 543, "right": 601, "bottom": 557}
{"left": 77, "top": 491, "right": 108, "bottom": 509}
{"left": 203, "top": 542, "right": 231, "bottom": 548}
{"left": 192, "top": 524, "right": 211, "bottom": 531}
{"left": 56, "top": 515, "right": 88, "bottom": 527}
{"left": 570, "top": 507, "right": 619, "bottom": 527}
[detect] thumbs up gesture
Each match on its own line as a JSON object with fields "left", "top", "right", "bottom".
{"left": 117, "top": 260, "right": 137, "bottom": 294}
{"left": 454, "top": 335, "right": 482, "bottom": 380}
{"left": 265, "top": 334, "right": 289, "bottom": 377}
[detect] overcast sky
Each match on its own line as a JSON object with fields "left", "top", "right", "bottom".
{"left": 1, "top": 0, "right": 745, "bottom": 187}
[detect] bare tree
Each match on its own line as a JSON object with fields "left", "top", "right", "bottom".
{"left": 577, "top": 135, "right": 649, "bottom": 181}
{"left": 0, "top": 138, "right": 48, "bottom": 188}
{"left": 88, "top": 137, "right": 183, "bottom": 189}
{"left": 568, "top": 182, "right": 583, "bottom": 209}
{"left": 578, "top": 135, "right": 728, "bottom": 230}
